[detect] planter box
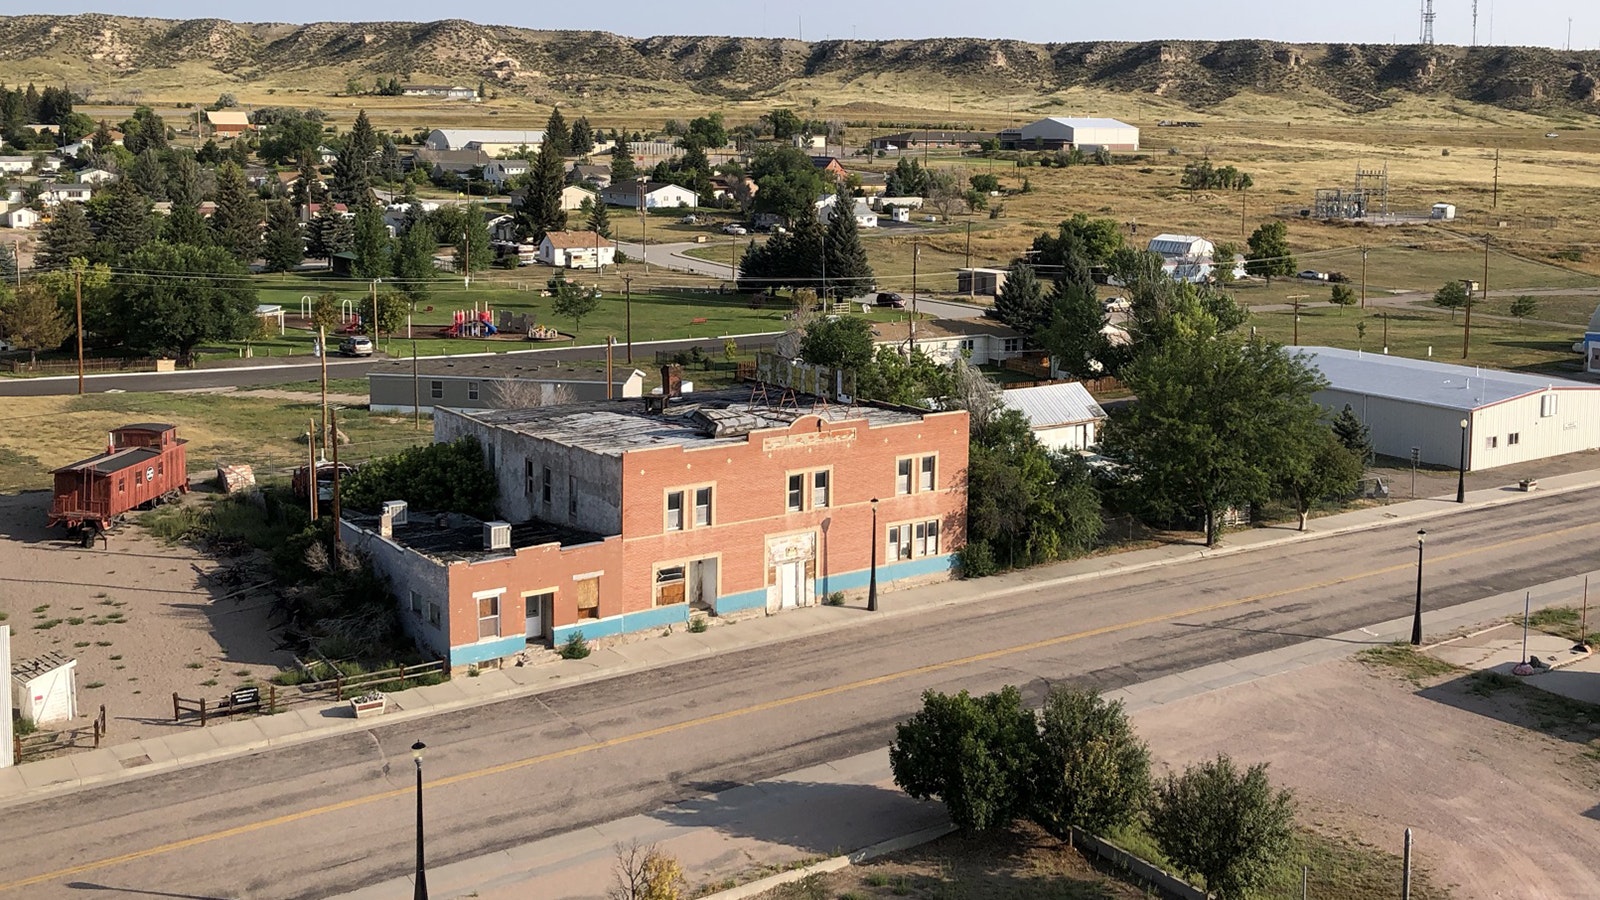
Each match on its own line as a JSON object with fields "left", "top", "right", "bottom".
{"left": 350, "top": 694, "right": 387, "bottom": 718}
{"left": 1521, "top": 479, "right": 1538, "bottom": 492}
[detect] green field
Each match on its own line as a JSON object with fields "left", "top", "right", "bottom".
{"left": 1249, "top": 305, "right": 1583, "bottom": 374}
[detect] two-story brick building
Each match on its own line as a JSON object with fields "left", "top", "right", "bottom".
{"left": 342, "top": 390, "right": 969, "bottom": 667}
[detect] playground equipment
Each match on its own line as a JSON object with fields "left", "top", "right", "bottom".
{"left": 446, "top": 308, "right": 499, "bottom": 338}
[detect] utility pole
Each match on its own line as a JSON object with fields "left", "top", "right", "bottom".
{"left": 412, "top": 340, "right": 420, "bottom": 431}
{"left": 306, "top": 418, "right": 319, "bottom": 521}
{"left": 330, "top": 406, "right": 342, "bottom": 556}
{"left": 1287, "top": 294, "right": 1308, "bottom": 345}
{"left": 909, "top": 242, "right": 919, "bottom": 350}
{"left": 1360, "top": 246, "right": 1369, "bottom": 309}
{"left": 74, "top": 269, "right": 84, "bottom": 395}
{"left": 1492, "top": 148, "right": 1500, "bottom": 208}
{"left": 319, "top": 326, "right": 329, "bottom": 452}
{"left": 370, "top": 279, "right": 379, "bottom": 350}
{"left": 623, "top": 274, "right": 633, "bottom": 363}
{"left": 463, "top": 229, "right": 470, "bottom": 289}
{"left": 1465, "top": 234, "right": 1488, "bottom": 358}
{"left": 965, "top": 220, "right": 973, "bottom": 298}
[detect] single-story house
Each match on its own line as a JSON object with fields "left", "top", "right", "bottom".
{"left": 568, "top": 164, "right": 612, "bottom": 189}
{"left": 205, "top": 110, "right": 253, "bottom": 137}
{"left": 811, "top": 156, "right": 848, "bottom": 180}
{"left": 599, "top": 181, "right": 698, "bottom": 209}
{"left": 37, "top": 183, "right": 92, "bottom": 205}
{"left": 301, "top": 202, "right": 352, "bottom": 223}
{"left": 0, "top": 156, "right": 35, "bottom": 175}
{"left": 869, "top": 318, "right": 1025, "bottom": 366}
{"left": 383, "top": 201, "right": 441, "bottom": 233}
{"left": 539, "top": 230, "right": 616, "bottom": 269}
{"left": 560, "top": 184, "right": 597, "bottom": 212}
{"left": 483, "top": 159, "right": 530, "bottom": 189}
{"left": 423, "top": 129, "right": 545, "bottom": 156}
{"left": 1292, "top": 345, "right": 1600, "bottom": 471}
{"left": 368, "top": 356, "right": 644, "bottom": 414}
{"left": 1000, "top": 382, "right": 1108, "bottom": 452}
{"left": 411, "top": 148, "right": 491, "bottom": 178}
{"left": 401, "top": 85, "right": 477, "bottom": 101}
{"left": 1147, "top": 233, "right": 1224, "bottom": 284}
{"left": 957, "top": 268, "right": 1009, "bottom": 297}
{"left": 999, "top": 117, "right": 1139, "bottom": 152}
{"left": 816, "top": 196, "right": 877, "bottom": 228}
{"left": 1, "top": 207, "right": 39, "bottom": 229}
{"left": 792, "top": 134, "right": 827, "bottom": 150}
{"left": 77, "top": 168, "right": 117, "bottom": 185}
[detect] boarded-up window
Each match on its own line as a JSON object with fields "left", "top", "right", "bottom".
{"left": 656, "top": 567, "right": 685, "bottom": 606}
{"left": 576, "top": 577, "right": 600, "bottom": 619}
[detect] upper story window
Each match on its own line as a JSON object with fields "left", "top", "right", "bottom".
{"left": 666, "top": 491, "right": 685, "bottom": 531}
{"left": 813, "top": 471, "right": 830, "bottom": 508}
{"left": 694, "top": 487, "right": 713, "bottom": 526}
{"left": 896, "top": 458, "right": 913, "bottom": 495}
{"left": 787, "top": 474, "right": 804, "bottom": 511}
{"left": 919, "top": 455, "right": 936, "bottom": 491}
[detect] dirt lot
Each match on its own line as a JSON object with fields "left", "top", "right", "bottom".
{"left": 0, "top": 491, "right": 292, "bottom": 745}
{"left": 1134, "top": 657, "right": 1600, "bottom": 899}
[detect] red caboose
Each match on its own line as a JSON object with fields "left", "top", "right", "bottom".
{"left": 49, "top": 424, "right": 189, "bottom": 544}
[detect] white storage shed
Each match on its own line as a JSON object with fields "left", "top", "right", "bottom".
{"left": 11, "top": 650, "right": 77, "bottom": 727}
{"left": 1293, "top": 346, "right": 1600, "bottom": 471}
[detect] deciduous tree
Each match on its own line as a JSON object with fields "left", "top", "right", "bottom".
{"left": 1277, "top": 427, "right": 1364, "bottom": 531}
{"left": 0, "top": 282, "right": 71, "bottom": 364}
{"left": 1033, "top": 688, "right": 1151, "bottom": 839}
{"left": 1149, "top": 755, "right": 1296, "bottom": 900}
{"left": 114, "top": 242, "right": 258, "bottom": 360}
{"left": 549, "top": 271, "right": 598, "bottom": 334}
{"left": 1433, "top": 280, "right": 1468, "bottom": 321}
{"left": 889, "top": 686, "right": 1040, "bottom": 834}
{"left": 1244, "top": 221, "right": 1296, "bottom": 282}
{"left": 798, "top": 315, "right": 874, "bottom": 370}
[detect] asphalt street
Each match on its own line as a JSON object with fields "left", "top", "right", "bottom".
{"left": 2, "top": 490, "right": 1596, "bottom": 899}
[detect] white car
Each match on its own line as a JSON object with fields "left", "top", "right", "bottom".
{"left": 1297, "top": 270, "right": 1327, "bottom": 281}
{"left": 1546, "top": 132, "right": 1560, "bottom": 138}
{"left": 723, "top": 224, "right": 747, "bottom": 235}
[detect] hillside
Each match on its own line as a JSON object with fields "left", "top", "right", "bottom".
{"left": 1, "top": 15, "right": 1599, "bottom": 115}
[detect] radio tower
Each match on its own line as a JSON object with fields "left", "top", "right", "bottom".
{"left": 1472, "top": 0, "right": 1479, "bottom": 45}
{"left": 1420, "top": 0, "right": 1436, "bottom": 45}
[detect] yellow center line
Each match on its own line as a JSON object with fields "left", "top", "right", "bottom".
{"left": 5, "top": 520, "right": 1594, "bottom": 893}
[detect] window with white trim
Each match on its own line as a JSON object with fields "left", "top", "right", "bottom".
{"left": 429, "top": 380, "right": 443, "bottom": 400}
{"left": 477, "top": 592, "right": 501, "bottom": 640}
{"left": 541, "top": 466, "right": 553, "bottom": 504}
{"left": 1003, "top": 337, "right": 1022, "bottom": 353}
{"left": 468, "top": 380, "right": 480, "bottom": 400}
{"left": 1485, "top": 435, "right": 1499, "bottom": 449}
{"left": 896, "top": 458, "right": 913, "bottom": 495}
{"left": 1541, "top": 394, "right": 1559, "bottom": 417}
{"left": 813, "top": 470, "right": 830, "bottom": 508}
{"left": 1508, "top": 432, "right": 1520, "bottom": 446}
{"left": 919, "top": 455, "right": 936, "bottom": 491}
{"left": 787, "top": 473, "right": 804, "bottom": 511}
{"left": 666, "top": 491, "right": 685, "bottom": 531}
{"left": 694, "top": 487, "right": 712, "bottom": 526}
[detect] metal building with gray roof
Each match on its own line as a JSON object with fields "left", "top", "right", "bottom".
{"left": 1292, "top": 346, "right": 1600, "bottom": 471}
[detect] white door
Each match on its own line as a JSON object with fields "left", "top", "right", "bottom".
{"left": 524, "top": 592, "right": 552, "bottom": 641}
{"left": 777, "top": 561, "right": 801, "bottom": 610}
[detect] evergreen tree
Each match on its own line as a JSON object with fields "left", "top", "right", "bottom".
{"left": 1331, "top": 404, "right": 1373, "bottom": 463}
{"left": 306, "top": 208, "right": 352, "bottom": 260}
{"left": 165, "top": 151, "right": 206, "bottom": 209}
{"left": 517, "top": 139, "right": 567, "bottom": 243}
{"left": 163, "top": 202, "right": 212, "bottom": 249}
{"left": 543, "top": 108, "right": 570, "bottom": 157}
{"left": 455, "top": 204, "right": 491, "bottom": 274}
{"left": 211, "top": 162, "right": 264, "bottom": 264}
{"left": 377, "top": 137, "right": 402, "bottom": 183}
{"left": 36, "top": 201, "right": 94, "bottom": 270}
{"left": 610, "top": 136, "right": 637, "bottom": 181}
{"left": 393, "top": 218, "right": 437, "bottom": 304}
{"left": 89, "top": 179, "right": 157, "bottom": 264}
{"left": 261, "top": 200, "right": 304, "bottom": 273}
{"left": 990, "top": 264, "right": 1050, "bottom": 336}
{"left": 822, "top": 193, "right": 873, "bottom": 300}
{"left": 585, "top": 196, "right": 612, "bottom": 238}
{"left": 91, "top": 119, "right": 114, "bottom": 151}
{"left": 290, "top": 159, "right": 317, "bottom": 212}
{"left": 332, "top": 109, "right": 379, "bottom": 208}
{"left": 128, "top": 149, "right": 168, "bottom": 200}
{"left": 120, "top": 106, "right": 169, "bottom": 156}
{"left": 570, "top": 116, "right": 594, "bottom": 155}
{"left": 349, "top": 203, "right": 391, "bottom": 280}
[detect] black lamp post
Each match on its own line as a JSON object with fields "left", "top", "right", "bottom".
{"left": 412, "top": 740, "right": 428, "bottom": 900}
{"left": 867, "top": 498, "right": 880, "bottom": 612}
{"left": 1412, "top": 530, "right": 1427, "bottom": 646}
{"left": 1456, "top": 418, "right": 1468, "bottom": 504}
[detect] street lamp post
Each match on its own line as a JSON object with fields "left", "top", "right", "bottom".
{"left": 867, "top": 498, "right": 880, "bottom": 612}
{"left": 412, "top": 740, "right": 428, "bottom": 900}
{"left": 1412, "top": 530, "right": 1427, "bottom": 646}
{"left": 1456, "top": 418, "right": 1469, "bottom": 504}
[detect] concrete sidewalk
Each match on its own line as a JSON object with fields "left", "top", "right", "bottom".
{"left": 333, "top": 566, "right": 1600, "bottom": 900}
{"left": 3, "top": 469, "right": 1598, "bottom": 807}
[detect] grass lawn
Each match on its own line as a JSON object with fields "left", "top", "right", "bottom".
{"left": 0, "top": 393, "right": 429, "bottom": 493}
{"left": 1248, "top": 304, "right": 1584, "bottom": 374}
{"left": 1472, "top": 293, "right": 1600, "bottom": 327}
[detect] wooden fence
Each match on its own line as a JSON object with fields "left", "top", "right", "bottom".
{"left": 172, "top": 661, "right": 448, "bottom": 725}
{"left": 13, "top": 705, "right": 106, "bottom": 763}
{"left": 5, "top": 357, "right": 159, "bottom": 375}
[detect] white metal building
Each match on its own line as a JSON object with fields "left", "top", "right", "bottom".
{"left": 1001, "top": 383, "right": 1108, "bottom": 452}
{"left": 1002, "top": 117, "right": 1140, "bottom": 151}
{"left": 423, "top": 129, "right": 546, "bottom": 155}
{"left": 1293, "top": 346, "right": 1600, "bottom": 471}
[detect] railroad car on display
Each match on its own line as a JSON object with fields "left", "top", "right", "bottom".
{"left": 48, "top": 423, "right": 189, "bottom": 545}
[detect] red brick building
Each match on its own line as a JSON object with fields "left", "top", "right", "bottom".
{"left": 342, "top": 390, "right": 969, "bottom": 667}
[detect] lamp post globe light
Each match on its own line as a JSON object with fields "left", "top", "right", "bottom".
{"left": 412, "top": 740, "right": 428, "bottom": 900}
{"left": 1456, "top": 418, "right": 1469, "bottom": 504}
{"left": 1412, "top": 530, "right": 1427, "bottom": 647}
{"left": 868, "top": 498, "right": 880, "bottom": 612}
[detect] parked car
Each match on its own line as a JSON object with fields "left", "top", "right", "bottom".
{"left": 1297, "top": 270, "right": 1327, "bottom": 281}
{"left": 1546, "top": 132, "right": 1560, "bottom": 138}
{"left": 873, "top": 291, "right": 907, "bottom": 309}
{"left": 339, "top": 336, "right": 374, "bottom": 357}
{"left": 1103, "top": 297, "right": 1132, "bottom": 313}
{"left": 679, "top": 214, "right": 699, "bottom": 225}
{"left": 723, "top": 224, "right": 747, "bottom": 235}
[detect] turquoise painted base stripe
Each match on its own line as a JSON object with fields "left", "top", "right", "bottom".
{"left": 825, "top": 554, "right": 958, "bottom": 592}
{"left": 550, "top": 603, "right": 690, "bottom": 645}
{"left": 715, "top": 588, "right": 767, "bottom": 615}
{"left": 449, "top": 634, "right": 526, "bottom": 667}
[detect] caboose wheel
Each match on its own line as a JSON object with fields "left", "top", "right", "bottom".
{"left": 81, "top": 530, "right": 96, "bottom": 548}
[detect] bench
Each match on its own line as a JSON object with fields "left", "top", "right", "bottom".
{"left": 691, "top": 317, "right": 708, "bottom": 325}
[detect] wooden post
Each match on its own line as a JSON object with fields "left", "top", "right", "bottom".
{"left": 605, "top": 336, "right": 614, "bottom": 400}
{"left": 199, "top": 697, "right": 207, "bottom": 727}
{"left": 307, "top": 418, "right": 319, "bottom": 521}
{"left": 330, "top": 406, "right": 342, "bottom": 556}
{"left": 411, "top": 340, "right": 420, "bottom": 431}
{"left": 1360, "top": 245, "right": 1368, "bottom": 310}
{"left": 910, "top": 243, "right": 919, "bottom": 350}
{"left": 268, "top": 683, "right": 277, "bottom": 714}
{"left": 624, "top": 274, "right": 633, "bottom": 363}
{"left": 173, "top": 691, "right": 180, "bottom": 722}
{"left": 319, "top": 326, "right": 329, "bottom": 452}
{"left": 1287, "top": 294, "right": 1309, "bottom": 345}
{"left": 75, "top": 269, "right": 84, "bottom": 395}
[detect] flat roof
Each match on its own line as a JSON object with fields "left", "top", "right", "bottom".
{"left": 346, "top": 510, "right": 608, "bottom": 562}
{"left": 870, "top": 318, "right": 1022, "bottom": 343}
{"left": 1291, "top": 346, "right": 1599, "bottom": 412}
{"left": 53, "top": 446, "right": 161, "bottom": 476}
{"left": 368, "top": 357, "right": 642, "bottom": 382}
{"left": 459, "top": 389, "right": 932, "bottom": 456}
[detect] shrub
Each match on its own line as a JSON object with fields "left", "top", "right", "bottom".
{"left": 957, "top": 541, "right": 999, "bottom": 578}
{"left": 823, "top": 591, "right": 846, "bottom": 606}
{"left": 1034, "top": 688, "right": 1151, "bottom": 837}
{"left": 889, "top": 686, "right": 1040, "bottom": 834}
{"left": 559, "top": 631, "right": 592, "bottom": 659}
{"left": 687, "top": 616, "right": 708, "bottom": 633}
{"left": 341, "top": 436, "right": 498, "bottom": 519}
{"left": 609, "top": 841, "right": 684, "bottom": 900}
{"left": 1149, "top": 754, "right": 1296, "bottom": 900}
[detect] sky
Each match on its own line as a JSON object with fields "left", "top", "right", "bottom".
{"left": 10, "top": 1, "right": 1594, "bottom": 50}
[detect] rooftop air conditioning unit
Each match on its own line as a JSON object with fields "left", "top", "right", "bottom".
{"left": 484, "top": 521, "right": 512, "bottom": 551}
{"left": 381, "top": 500, "right": 408, "bottom": 526}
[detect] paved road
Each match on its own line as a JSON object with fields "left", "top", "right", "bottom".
{"left": 3, "top": 490, "right": 1597, "bottom": 899}
{"left": 0, "top": 335, "right": 783, "bottom": 397}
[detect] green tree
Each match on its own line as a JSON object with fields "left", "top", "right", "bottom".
{"left": 969, "top": 172, "right": 1001, "bottom": 194}
{"left": 610, "top": 136, "right": 637, "bottom": 181}
{"left": 349, "top": 203, "right": 392, "bottom": 280}
{"left": 393, "top": 219, "right": 437, "bottom": 304}
{"left": 163, "top": 201, "right": 212, "bottom": 249}
{"left": 308, "top": 207, "right": 353, "bottom": 261}
{"left": 1329, "top": 283, "right": 1357, "bottom": 312}
{"left": 113, "top": 243, "right": 258, "bottom": 360}
{"left": 310, "top": 292, "right": 340, "bottom": 335}
{"left": 1033, "top": 687, "right": 1151, "bottom": 839}
{"left": 332, "top": 109, "right": 379, "bottom": 208}
{"left": 799, "top": 315, "right": 874, "bottom": 370}
{"left": 686, "top": 112, "right": 728, "bottom": 150}
{"left": 1432, "top": 280, "right": 1469, "bottom": 321}
{"left": 749, "top": 146, "right": 827, "bottom": 223}
{"left": 119, "top": 106, "right": 169, "bottom": 156}
{"left": 454, "top": 204, "right": 491, "bottom": 274}
{"left": 0, "top": 282, "right": 71, "bottom": 364}
{"left": 1038, "top": 275, "right": 1115, "bottom": 380}
{"left": 1149, "top": 756, "right": 1296, "bottom": 900}
{"left": 1244, "top": 221, "right": 1296, "bottom": 282}
{"left": 764, "top": 107, "right": 802, "bottom": 140}
{"left": 1509, "top": 294, "right": 1539, "bottom": 320}
{"left": 36, "top": 200, "right": 94, "bottom": 270}
{"left": 261, "top": 200, "right": 305, "bottom": 273}
{"left": 1032, "top": 213, "right": 1125, "bottom": 270}
{"left": 1101, "top": 309, "right": 1328, "bottom": 547}
{"left": 549, "top": 271, "right": 598, "bottom": 334}
{"left": 1211, "top": 240, "right": 1241, "bottom": 285}
{"left": 1278, "top": 427, "right": 1364, "bottom": 530}
{"left": 128, "top": 149, "right": 168, "bottom": 200}
{"left": 341, "top": 436, "right": 498, "bottom": 518}
{"left": 518, "top": 138, "right": 568, "bottom": 242}
{"left": 585, "top": 196, "right": 613, "bottom": 238}
{"left": 211, "top": 162, "right": 265, "bottom": 264}
{"left": 570, "top": 116, "right": 595, "bottom": 155}
{"left": 990, "top": 264, "right": 1050, "bottom": 336}
{"left": 855, "top": 346, "right": 956, "bottom": 407}
{"left": 822, "top": 193, "right": 874, "bottom": 300}
{"left": 888, "top": 686, "right": 1041, "bottom": 835}
{"left": 88, "top": 179, "right": 157, "bottom": 264}
{"left": 1331, "top": 403, "right": 1372, "bottom": 463}
{"left": 544, "top": 108, "right": 570, "bottom": 157}
{"left": 963, "top": 408, "right": 1103, "bottom": 570}
{"left": 373, "top": 287, "right": 409, "bottom": 341}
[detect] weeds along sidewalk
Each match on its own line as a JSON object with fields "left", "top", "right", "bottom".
{"left": 3, "top": 469, "right": 1598, "bottom": 807}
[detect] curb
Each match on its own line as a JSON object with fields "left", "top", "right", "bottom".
{"left": 3, "top": 477, "right": 1596, "bottom": 807}
{"left": 700, "top": 824, "right": 958, "bottom": 900}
